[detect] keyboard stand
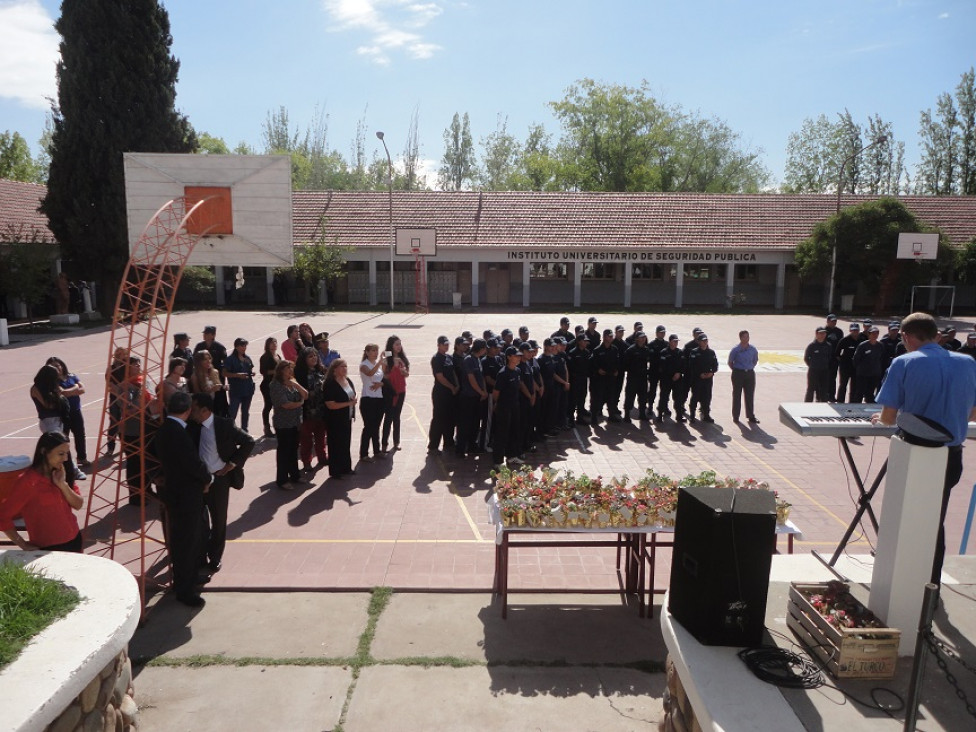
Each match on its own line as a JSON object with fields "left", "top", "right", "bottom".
{"left": 829, "top": 437, "right": 885, "bottom": 565}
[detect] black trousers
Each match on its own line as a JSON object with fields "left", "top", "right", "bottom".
{"left": 260, "top": 381, "right": 273, "bottom": 432}
{"left": 275, "top": 426, "right": 300, "bottom": 485}
{"left": 326, "top": 414, "right": 353, "bottom": 478}
{"left": 569, "top": 376, "right": 588, "bottom": 419}
{"left": 624, "top": 376, "right": 648, "bottom": 417}
{"left": 165, "top": 495, "right": 205, "bottom": 599}
{"left": 730, "top": 369, "right": 756, "bottom": 420}
{"left": 492, "top": 405, "right": 520, "bottom": 465}
{"left": 934, "top": 446, "right": 964, "bottom": 584}
{"left": 851, "top": 374, "right": 881, "bottom": 403}
{"left": 382, "top": 392, "right": 405, "bottom": 448}
{"left": 428, "top": 388, "right": 456, "bottom": 450}
{"left": 610, "top": 373, "right": 625, "bottom": 416}
{"left": 805, "top": 368, "right": 831, "bottom": 403}
{"left": 457, "top": 394, "right": 487, "bottom": 454}
{"left": 691, "top": 377, "right": 713, "bottom": 415}
{"left": 66, "top": 408, "right": 87, "bottom": 462}
{"left": 359, "top": 397, "right": 385, "bottom": 457}
{"left": 657, "top": 376, "right": 682, "bottom": 414}
{"left": 203, "top": 474, "right": 231, "bottom": 566}
{"left": 836, "top": 364, "right": 855, "bottom": 402}
{"left": 589, "top": 375, "right": 613, "bottom": 419}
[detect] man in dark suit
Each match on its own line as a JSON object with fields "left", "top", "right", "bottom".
{"left": 189, "top": 393, "right": 255, "bottom": 575}
{"left": 156, "top": 391, "right": 213, "bottom": 607}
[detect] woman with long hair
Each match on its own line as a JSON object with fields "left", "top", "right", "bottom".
{"left": 223, "top": 337, "right": 256, "bottom": 432}
{"left": 259, "top": 337, "right": 281, "bottom": 438}
{"left": 380, "top": 335, "right": 409, "bottom": 453}
{"left": 322, "top": 359, "right": 357, "bottom": 479}
{"left": 0, "top": 432, "right": 84, "bottom": 552}
{"left": 295, "top": 346, "right": 328, "bottom": 472}
{"left": 189, "top": 350, "right": 225, "bottom": 399}
{"left": 358, "top": 343, "right": 386, "bottom": 461}
{"left": 104, "top": 346, "right": 130, "bottom": 455}
{"left": 270, "top": 360, "right": 307, "bottom": 489}
{"left": 157, "top": 357, "right": 188, "bottom": 415}
{"left": 46, "top": 356, "right": 89, "bottom": 468}
{"left": 30, "top": 364, "right": 85, "bottom": 481}
{"left": 298, "top": 322, "right": 315, "bottom": 349}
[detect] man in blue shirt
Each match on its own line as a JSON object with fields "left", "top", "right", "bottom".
{"left": 874, "top": 312, "right": 976, "bottom": 585}
{"left": 727, "top": 329, "right": 759, "bottom": 423}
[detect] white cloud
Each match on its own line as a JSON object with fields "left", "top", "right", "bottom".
{"left": 323, "top": 0, "right": 443, "bottom": 65}
{"left": 0, "top": 0, "right": 59, "bottom": 109}
{"left": 937, "top": 12, "right": 949, "bottom": 19}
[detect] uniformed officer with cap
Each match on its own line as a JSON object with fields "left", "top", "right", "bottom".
{"left": 852, "top": 326, "right": 884, "bottom": 402}
{"left": 551, "top": 316, "right": 573, "bottom": 342}
{"left": 824, "top": 314, "right": 844, "bottom": 397}
{"left": 566, "top": 333, "right": 592, "bottom": 424}
{"left": 589, "top": 329, "right": 620, "bottom": 423}
{"left": 609, "top": 325, "right": 628, "bottom": 419}
{"left": 647, "top": 325, "right": 669, "bottom": 411}
{"left": 584, "top": 317, "right": 601, "bottom": 350}
{"left": 804, "top": 327, "right": 833, "bottom": 402}
{"left": 491, "top": 346, "right": 525, "bottom": 468}
{"left": 960, "top": 332, "right": 976, "bottom": 358}
{"left": 428, "top": 335, "right": 459, "bottom": 453}
{"left": 657, "top": 334, "right": 685, "bottom": 422}
{"left": 171, "top": 332, "right": 194, "bottom": 365}
{"left": 622, "top": 331, "right": 652, "bottom": 422}
{"left": 835, "top": 323, "right": 861, "bottom": 402}
{"left": 687, "top": 333, "right": 718, "bottom": 423}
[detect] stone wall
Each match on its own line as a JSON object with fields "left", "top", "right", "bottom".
{"left": 44, "top": 648, "right": 137, "bottom": 732}
{"left": 660, "top": 655, "right": 702, "bottom": 732}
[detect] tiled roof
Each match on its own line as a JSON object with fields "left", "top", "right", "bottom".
{"left": 0, "top": 178, "right": 54, "bottom": 244}
{"left": 293, "top": 191, "right": 976, "bottom": 251}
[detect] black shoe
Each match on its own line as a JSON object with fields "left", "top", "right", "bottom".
{"left": 427, "top": 447, "right": 440, "bottom": 454}
{"left": 639, "top": 412, "right": 648, "bottom": 421}
{"left": 748, "top": 417, "right": 760, "bottom": 424}
{"left": 176, "top": 594, "right": 205, "bottom": 607}
{"left": 703, "top": 414, "right": 715, "bottom": 424}
{"left": 196, "top": 573, "right": 213, "bottom": 585}
{"left": 676, "top": 415, "right": 687, "bottom": 424}
{"left": 689, "top": 415, "right": 697, "bottom": 424}
{"left": 209, "top": 561, "right": 222, "bottom": 573}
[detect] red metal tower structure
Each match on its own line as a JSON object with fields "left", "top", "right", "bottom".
{"left": 83, "top": 196, "right": 210, "bottom": 614}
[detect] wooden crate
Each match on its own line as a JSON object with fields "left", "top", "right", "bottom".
{"left": 787, "top": 582, "right": 899, "bottom": 679}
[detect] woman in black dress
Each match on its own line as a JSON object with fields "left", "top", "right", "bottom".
{"left": 322, "top": 359, "right": 357, "bottom": 479}
{"left": 259, "top": 337, "right": 281, "bottom": 437}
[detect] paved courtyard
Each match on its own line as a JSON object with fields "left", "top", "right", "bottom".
{"left": 3, "top": 309, "right": 975, "bottom": 595}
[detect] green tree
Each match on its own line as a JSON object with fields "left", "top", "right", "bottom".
{"left": 518, "top": 123, "right": 561, "bottom": 191}
{"left": 0, "top": 131, "right": 43, "bottom": 183}
{"left": 41, "top": 0, "right": 196, "bottom": 298}
{"left": 401, "top": 107, "right": 425, "bottom": 191}
{"left": 0, "top": 238, "right": 58, "bottom": 327}
{"left": 196, "top": 132, "right": 230, "bottom": 155}
{"left": 292, "top": 215, "right": 352, "bottom": 304}
{"left": 438, "top": 112, "right": 476, "bottom": 191}
{"left": 478, "top": 115, "right": 521, "bottom": 190}
{"left": 955, "top": 68, "right": 976, "bottom": 194}
{"left": 783, "top": 115, "right": 844, "bottom": 193}
{"left": 956, "top": 237, "right": 976, "bottom": 285}
{"left": 794, "top": 198, "right": 951, "bottom": 313}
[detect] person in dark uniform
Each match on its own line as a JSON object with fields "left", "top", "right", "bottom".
{"left": 852, "top": 326, "right": 885, "bottom": 403}
{"left": 656, "top": 334, "right": 685, "bottom": 423}
{"left": 625, "top": 321, "right": 644, "bottom": 347}
{"left": 500, "top": 328, "right": 514, "bottom": 349}
{"left": 589, "top": 329, "right": 620, "bottom": 424}
{"left": 960, "top": 332, "right": 976, "bottom": 358}
{"left": 804, "top": 327, "right": 833, "bottom": 402}
{"left": 171, "top": 332, "right": 194, "bottom": 365}
{"left": 527, "top": 340, "right": 545, "bottom": 443}
{"left": 156, "top": 391, "right": 213, "bottom": 607}
{"left": 647, "top": 325, "right": 669, "bottom": 413}
{"left": 858, "top": 319, "right": 873, "bottom": 343}
{"left": 683, "top": 328, "right": 703, "bottom": 417}
{"left": 609, "top": 325, "right": 628, "bottom": 420}
{"left": 942, "top": 327, "right": 962, "bottom": 351}
{"left": 551, "top": 316, "right": 573, "bottom": 342}
{"left": 539, "top": 339, "right": 558, "bottom": 434}
{"left": 195, "top": 326, "right": 229, "bottom": 417}
{"left": 622, "top": 331, "right": 652, "bottom": 422}
{"left": 879, "top": 322, "right": 902, "bottom": 379}
{"left": 584, "top": 317, "right": 601, "bottom": 350}
{"left": 492, "top": 347, "right": 524, "bottom": 468}
{"left": 566, "top": 334, "right": 592, "bottom": 425}
{"left": 835, "top": 323, "right": 861, "bottom": 402}
{"left": 428, "top": 335, "right": 458, "bottom": 453}
{"left": 457, "top": 339, "right": 489, "bottom": 457}
{"left": 824, "top": 314, "right": 844, "bottom": 400}
{"left": 517, "top": 342, "right": 537, "bottom": 454}
{"left": 687, "top": 333, "right": 718, "bottom": 423}
{"left": 551, "top": 338, "right": 571, "bottom": 430}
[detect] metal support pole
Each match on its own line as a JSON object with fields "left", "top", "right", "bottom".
{"left": 376, "top": 131, "right": 395, "bottom": 311}
{"left": 905, "top": 583, "right": 940, "bottom": 731}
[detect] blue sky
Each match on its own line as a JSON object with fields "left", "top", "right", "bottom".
{"left": 0, "top": 0, "right": 973, "bottom": 188}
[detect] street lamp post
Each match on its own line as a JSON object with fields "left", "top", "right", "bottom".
{"left": 376, "top": 131, "right": 395, "bottom": 311}
{"left": 827, "top": 135, "right": 887, "bottom": 313}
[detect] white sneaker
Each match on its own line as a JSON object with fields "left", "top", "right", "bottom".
{"left": 75, "top": 470, "right": 88, "bottom": 481}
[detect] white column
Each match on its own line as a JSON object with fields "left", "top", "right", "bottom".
{"left": 725, "top": 263, "right": 735, "bottom": 309}
{"left": 870, "top": 435, "right": 948, "bottom": 655}
{"left": 624, "top": 263, "right": 633, "bottom": 309}
{"left": 215, "top": 266, "right": 226, "bottom": 306}
{"left": 523, "top": 261, "right": 531, "bottom": 308}
{"left": 266, "top": 268, "right": 275, "bottom": 307}
{"left": 573, "top": 263, "right": 582, "bottom": 308}
{"left": 368, "top": 260, "right": 377, "bottom": 307}
{"left": 775, "top": 263, "right": 786, "bottom": 310}
{"left": 471, "top": 259, "right": 480, "bottom": 308}
{"left": 675, "top": 263, "right": 684, "bottom": 309}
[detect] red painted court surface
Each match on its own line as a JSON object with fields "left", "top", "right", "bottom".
{"left": 3, "top": 311, "right": 974, "bottom": 593}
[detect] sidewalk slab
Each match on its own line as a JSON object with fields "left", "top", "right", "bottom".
{"left": 135, "top": 666, "right": 350, "bottom": 731}
{"left": 345, "top": 666, "right": 663, "bottom": 731}
{"left": 131, "top": 592, "right": 368, "bottom": 660}
{"left": 372, "top": 593, "right": 667, "bottom": 665}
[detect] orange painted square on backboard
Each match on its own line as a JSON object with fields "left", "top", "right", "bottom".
{"left": 184, "top": 186, "right": 233, "bottom": 235}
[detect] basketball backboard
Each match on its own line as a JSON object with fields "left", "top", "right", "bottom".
{"left": 123, "top": 153, "right": 293, "bottom": 267}
{"left": 896, "top": 232, "right": 939, "bottom": 261}
{"left": 395, "top": 228, "right": 436, "bottom": 256}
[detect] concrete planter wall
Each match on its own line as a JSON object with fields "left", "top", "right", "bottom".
{"left": 0, "top": 550, "right": 141, "bottom": 732}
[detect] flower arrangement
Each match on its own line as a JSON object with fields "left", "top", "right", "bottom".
{"left": 491, "top": 467, "right": 790, "bottom": 529}
{"left": 802, "top": 581, "right": 886, "bottom": 630}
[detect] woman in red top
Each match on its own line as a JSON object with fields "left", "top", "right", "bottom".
{"left": 0, "top": 432, "right": 84, "bottom": 552}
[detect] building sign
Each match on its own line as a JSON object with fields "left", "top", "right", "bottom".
{"left": 507, "top": 250, "right": 759, "bottom": 262}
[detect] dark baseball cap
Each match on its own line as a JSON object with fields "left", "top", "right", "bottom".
{"left": 501, "top": 328, "right": 513, "bottom": 336}
{"left": 603, "top": 328, "right": 613, "bottom": 337}
{"left": 471, "top": 338, "right": 487, "bottom": 351}
{"left": 588, "top": 316, "right": 598, "bottom": 324}
{"left": 560, "top": 316, "right": 570, "bottom": 325}
{"left": 693, "top": 327, "right": 703, "bottom": 335}
{"left": 656, "top": 325, "right": 666, "bottom": 333}
{"left": 697, "top": 333, "right": 709, "bottom": 341}
{"left": 173, "top": 332, "right": 188, "bottom": 342}
{"left": 849, "top": 324, "right": 860, "bottom": 331}
{"left": 203, "top": 325, "right": 217, "bottom": 334}
{"left": 575, "top": 325, "right": 585, "bottom": 333}
{"left": 504, "top": 346, "right": 519, "bottom": 357}
{"left": 634, "top": 321, "right": 643, "bottom": 328}
{"left": 576, "top": 332, "right": 587, "bottom": 341}
{"left": 888, "top": 322, "right": 900, "bottom": 330}
{"left": 636, "top": 331, "right": 647, "bottom": 340}
{"left": 669, "top": 334, "right": 679, "bottom": 341}
{"left": 543, "top": 338, "right": 554, "bottom": 347}
{"left": 869, "top": 326, "right": 880, "bottom": 333}
{"left": 827, "top": 313, "right": 838, "bottom": 321}
{"left": 234, "top": 337, "right": 249, "bottom": 347}
{"left": 461, "top": 330, "right": 473, "bottom": 340}
{"left": 816, "top": 327, "right": 827, "bottom": 334}
{"left": 454, "top": 336, "right": 469, "bottom": 346}
{"left": 487, "top": 338, "right": 500, "bottom": 349}
{"left": 518, "top": 326, "right": 529, "bottom": 334}
{"left": 437, "top": 335, "right": 450, "bottom": 345}
{"left": 968, "top": 332, "right": 976, "bottom": 340}
{"left": 615, "top": 325, "right": 625, "bottom": 332}
{"left": 314, "top": 331, "right": 329, "bottom": 342}
{"left": 519, "top": 342, "right": 532, "bottom": 352}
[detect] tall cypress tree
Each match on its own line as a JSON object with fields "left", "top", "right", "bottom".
{"left": 41, "top": 0, "right": 195, "bottom": 298}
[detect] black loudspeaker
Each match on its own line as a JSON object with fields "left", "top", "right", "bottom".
{"left": 667, "top": 486, "right": 776, "bottom": 647}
